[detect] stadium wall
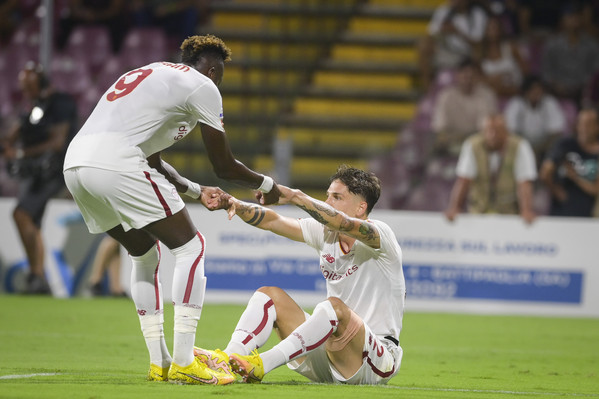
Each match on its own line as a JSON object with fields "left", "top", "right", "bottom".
{"left": 0, "top": 198, "right": 597, "bottom": 318}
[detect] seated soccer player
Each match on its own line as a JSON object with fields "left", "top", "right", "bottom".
{"left": 195, "top": 165, "right": 406, "bottom": 385}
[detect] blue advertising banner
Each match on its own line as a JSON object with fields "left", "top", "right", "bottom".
{"left": 404, "top": 264, "right": 583, "bottom": 303}
{"left": 206, "top": 257, "right": 323, "bottom": 292}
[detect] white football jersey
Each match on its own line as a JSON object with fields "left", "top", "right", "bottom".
{"left": 299, "top": 218, "right": 406, "bottom": 342}
{"left": 64, "top": 62, "right": 224, "bottom": 172}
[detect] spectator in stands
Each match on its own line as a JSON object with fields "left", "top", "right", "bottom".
{"left": 88, "top": 235, "right": 126, "bottom": 297}
{"left": 418, "top": 0, "right": 488, "bottom": 90}
{"left": 504, "top": 75, "right": 566, "bottom": 164}
{"left": 129, "top": 0, "right": 201, "bottom": 45}
{"left": 55, "top": 0, "right": 129, "bottom": 53}
{"left": 0, "top": 62, "right": 78, "bottom": 294}
{"left": 431, "top": 58, "right": 498, "bottom": 157}
{"left": 581, "top": 0, "right": 599, "bottom": 38}
{"left": 478, "top": 15, "right": 528, "bottom": 99}
{"left": 540, "top": 3, "right": 599, "bottom": 103}
{"left": 517, "top": 0, "right": 566, "bottom": 37}
{"left": 583, "top": 67, "right": 599, "bottom": 108}
{"left": 476, "top": 0, "right": 521, "bottom": 37}
{"left": 444, "top": 114, "right": 537, "bottom": 223}
{"left": 0, "top": 0, "right": 19, "bottom": 47}
{"left": 539, "top": 108, "right": 599, "bottom": 217}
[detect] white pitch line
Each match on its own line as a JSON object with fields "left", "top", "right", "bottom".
{"left": 0, "top": 373, "right": 62, "bottom": 380}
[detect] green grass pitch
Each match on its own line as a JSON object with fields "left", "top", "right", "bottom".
{"left": 0, "top": 295, "right": 597, "bottom": 398}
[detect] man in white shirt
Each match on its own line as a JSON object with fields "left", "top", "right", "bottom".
{"left": 504, "top": 76, "right": 566, "bottom": 163}
{"left": 63, "top": 35, "right": 281, "bottom": 385}
{"left": 418, "top": 0, "right": 488, "bottom": 89}
{"left": 431, "top": 59, "right": 498, "bottom": 157}
{"left": 445, "top": 114, "right": 537, "bottom": 223}
{"left": 195, "top": 165, "right": 405, "bottom": 385}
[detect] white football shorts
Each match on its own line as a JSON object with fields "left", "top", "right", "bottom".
{"left": 64, "top": 166, "right": 185, "bottom": 234}
{"left": 287, "top": 314, "right": 403, "bottom": 385}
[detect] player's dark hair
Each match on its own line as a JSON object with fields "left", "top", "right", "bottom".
{"left": 180, "top": 34, "right": 232, "bottom": 65}
{"left": 330, "top": 165, "right": 381, "bottom": 214}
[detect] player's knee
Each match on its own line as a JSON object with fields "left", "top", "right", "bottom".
{"left": 257, "top": 286, "right": 284, "bottom": 300}
{"left": 326, "top": 296, "right": 349, "bottom": 322}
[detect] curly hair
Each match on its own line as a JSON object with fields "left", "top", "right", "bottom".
{"left": 330, "top": 165, "right": 381, "bottom": 214}
{"left": 180, "top": 34, "right": 232, "bottom": 65}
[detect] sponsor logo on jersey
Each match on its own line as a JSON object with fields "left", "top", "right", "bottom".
{"left": 175, "top": 125, "right": 188, "bottom": 141}
{"left": 320, "top": 264, "right": 358, "bottom": 281}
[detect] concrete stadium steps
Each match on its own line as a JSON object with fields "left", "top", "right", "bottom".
{"left": 312, "top": 70, "right": 413, "bottom": 91}
{"left": 292, "top": 97, "right": 416, "bottom": 120}
{"left": 224, "top": 40, "right": 324, "bottom": 62}
{"left": 276, "top": 127, "right": 399, "bottom": 157}
{"left": 255, "top": 155, "right": 369, "bottom": 190}
{"left": 163, "top": 0, "right": 435, "bottom": 194}
{"left": 227, "top": 0, "right": 358, "bottom": 6}
{"left": 222, "top": 95, "right": 284, "bottom": 116}
{"left": 346, "top": 17, "right": 428, "bottom": 36}
{"left": 211, "top": 13, "right": 346, "bottom": 33}
{"left": 368, "top": 0, "right": 444, "bottom": 8}
{"left": 223, "top": 65, "right": 306, "bottom": 89}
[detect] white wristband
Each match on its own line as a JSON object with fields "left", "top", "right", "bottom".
{"left": 183, "top": 179, "right": 202, "bottom": 199}
{"left": 258, "top": 175, "right": 274, "bottom": 193}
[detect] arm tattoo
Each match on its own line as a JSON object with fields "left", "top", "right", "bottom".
{"left": 313, "top": 201, "right": 338, "bottom": 217}
{"left": 298, "top": 205, "right": 329, "bottom": 226}
{"left": 359, "top": 222, "right": 377, "bottom": 241}
{"left": 236, "top": 203, "right": 253, "bottom": 217}
{"left": 246, "top": 206, "right": 266, "bottom": 226}
{"left": 339, "top": 218, "right": 354, "bottom": 232}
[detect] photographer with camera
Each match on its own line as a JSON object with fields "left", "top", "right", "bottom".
{"left": 1, "top": 61, "right": 78, "bottom": 294}
{"left": 540, "top": 108, "right": 599, "bottom": 217}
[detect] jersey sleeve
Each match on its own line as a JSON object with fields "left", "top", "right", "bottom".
{"left": 298, "top": 218, "right": 325, "bottom": 251}
{"left": 355, "top": 220, "right": 402, "bottom": 270}
{"left": 186, "top": 81, "right": 225, "bottom": 132}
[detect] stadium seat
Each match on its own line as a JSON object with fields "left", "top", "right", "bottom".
{"left": 559, "top": 99, "right": 578, "bottom": 136}
{"left": 50, "top": 54, "right": 94, "bottom": 98}
{"left": 371, "top": 156, "right": 414, "bottom": 209}
{"left": 78, "top": 85, "right": 102, "bottom": 122}
{"left": 94, "top": 56, "right": 128, "bottom": 93}
{"left": 64, "top": 25, "right": 112, "bottom": 75}
{"left": 120, "top": 27, "right": 169, "bottom": 69}
{"left": 0, "top": 84, "right": 15, "bottom": 119}
{"left": 402, "top": 156, "right": 457, "bottom": 212}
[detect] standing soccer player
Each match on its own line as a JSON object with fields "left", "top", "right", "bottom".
{"left": 63, "top": 35, "right": 280, "bottom": 385}
{"left": 196, "top": 166, "right": 405, "bottom": 385}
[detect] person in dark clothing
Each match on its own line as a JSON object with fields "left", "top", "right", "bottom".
{"left": 55, "top": 0, "right": 128, "bottom": 53}
{"left": 1, "top": 61, "right": 78, "bottom": 294}
{"left": 540, "top": 108, "right": 599, "bottom": 217}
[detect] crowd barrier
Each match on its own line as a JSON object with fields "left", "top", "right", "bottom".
{"left": 0, "top": 198, "right": 596, "bottom": 318}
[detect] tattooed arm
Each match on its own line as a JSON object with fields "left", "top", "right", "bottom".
{"left": 227, "top": 197, "right": 305, "bottom": 242}
{"left": 279, "top": 185, "right": 381, "bottom": 249}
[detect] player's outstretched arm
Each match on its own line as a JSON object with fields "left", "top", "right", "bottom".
{"left": 147, "top": 152, "right": 229, "bottom": 210}
{"left": 278, "top": 185, "right": 381, "bottom": 249}
{"left": 227, "top": 197, "right": 304, "bottom": 242}
{"left": 199, "top": 124, "right": 281, "bottom": 205}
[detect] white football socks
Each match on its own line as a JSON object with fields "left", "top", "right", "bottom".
{"left": 171, "top": 233, "right": 206, "bottom": 367}
{"left": 261, "top": 299, "right": 338, "bottom": 374}
{"left": 224, "top": 291, "right": 277, "bottom": 356}
{"left": 130, "top": 243, "right": 171, "bottom": 368}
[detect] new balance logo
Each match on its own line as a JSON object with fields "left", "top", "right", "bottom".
{"left": 322, "top": 254, "right": 335, "bottom": 263}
